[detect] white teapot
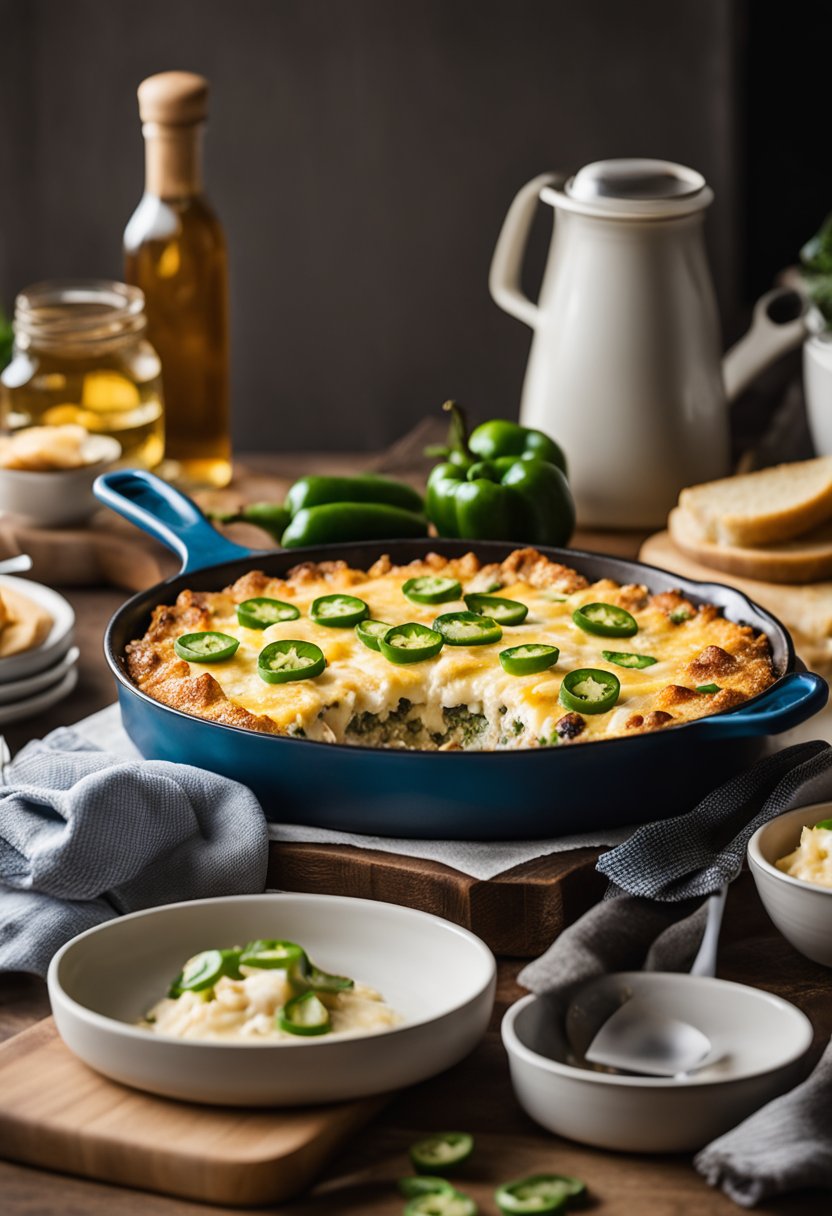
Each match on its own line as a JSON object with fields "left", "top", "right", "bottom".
{"left": 489, "top": 159, "right": 808, "bottom": 527}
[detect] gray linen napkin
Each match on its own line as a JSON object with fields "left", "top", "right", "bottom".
{"left": 0, "top": 726, "right": 269, "bottom": 977}
{"left": 518, "top": 739, "right": 832, "bottom": 1207}
{"left": 694, "top": 1036, "right": 832, "bottom": 1206}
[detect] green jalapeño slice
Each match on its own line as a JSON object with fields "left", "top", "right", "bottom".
{"left": 402, "top": 575, "right": 462, "bottom": 604}
{"left": 236, "top": 597, "right": 300, "bottom": 629}
{"left": 433, "top": 611, "right": 502, "bottom": 646}
{"left": 601, "top": 650, "right": 657, "bottom": 670}
{"left": 355, "top": 618, "right": 392, "bottom": 651}
{"left": 559, "top": 667, "right": 620, "bottom": 714}
{"left": 409, "top": 1131, "right": 475, "bottom": 1175}
{"left": 379, "top": 622, "right": 444, "bottom": 664}
{"left": 572, "top": 602, "right": 638, "bottom": 638}
{"left": 310, "top": 594, "right": 369, "bottom": 628}
{"left": 258, "top": 640, "right": 326, "bottom": 684}
{"left": 174, "top": 631, "right": 239, "bottom": 663}
{"left": 463, "top": 592, "right": 528, "bottom": 625}
{"left": 495, "top": 1173, "right": 586, "bottom": 1214}
{"left": 499, "top": 643, "right": 560, "bottom": 676}
{"left": 240, "top": 940, "right": 307, "bottom": 972}
{"left": 405, "top": 1194, "right": 478, "bottom": 1216}
{"left": 173, "top": 948, "right": 243, "bottom": 995}
{"left": 277, "top": 990, "right": 331, "bottom": 1037}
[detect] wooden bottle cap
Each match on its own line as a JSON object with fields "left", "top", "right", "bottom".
{"left": 137, "top": 71, "right": 208, "bottom": 126}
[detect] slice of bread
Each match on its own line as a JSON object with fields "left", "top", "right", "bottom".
{"left": 679, "top": 457, "right": 832, "bottom": 547}
{"left": 669, "top": 507, "right": 832, "bottom": 584}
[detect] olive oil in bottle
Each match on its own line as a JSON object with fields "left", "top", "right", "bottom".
{"left": 124, "top": 71, "right": 231, "bottom": 488}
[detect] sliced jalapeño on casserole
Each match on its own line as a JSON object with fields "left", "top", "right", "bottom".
{"left": 379, "top": 622, "right": 444, "bottom": 664}
{"left": 310, "top": 593, "right": 369, "bottom": 628}
{"left": 236, "top": 597, "right": 300, "bottom": 629}
{"left": 403, "top": 575, "right": 462, "bottom": 604}
{"left": 355, "top": 618, "right": 393, "bottom": 651}
{"left": 601, "top": 649, "right": 657, "bottom": 669}
{"left": 433, "top": 611, "right": 502, "bottom": 646}
{"left": 174, "top": 631, "right": 240, "bottom": 663}
{"left": 463, "top": 592, "right": 528, "bottom": 625}
{"left": 572, "top": 602, "right": 638, "bottom": 638}
{"left": 258, "top": 639, "right": 326, "bottom": 683}
{"left": 559, "top": 668, "right": 620, "bottom": 714}
{"left": 499, "top": 643, "right": 559, "bottom": 676}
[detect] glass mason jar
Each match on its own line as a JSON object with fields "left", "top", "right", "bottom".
{"left": 0, "top": 280, "right": 165, "bottom": 469}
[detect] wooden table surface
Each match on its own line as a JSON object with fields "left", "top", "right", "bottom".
{"left": 1, "top": 455, "right": 829, "bottom": 1215}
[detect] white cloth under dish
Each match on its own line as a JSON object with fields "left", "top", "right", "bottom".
{"left": 68, "top": 704, "right": 633, "bottom": 881}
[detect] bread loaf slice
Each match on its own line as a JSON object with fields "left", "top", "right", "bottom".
{"left": 679, "top": 458, "right": 832, "bottom": 546}
{"left": 669, "top": 507, "right": 832, "bottom": 584}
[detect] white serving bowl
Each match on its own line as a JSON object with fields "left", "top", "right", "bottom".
{"left": 0, "top": 434, "right": 121, "bottom": 527}
{"left": 502, "top": 973, "right": 812, "bottom": 1153}
{"left": 0, "top": 575, "right": 75, "bottom": 681}
{"left": 748, "top": 803, "right": 832, "bottom": 967}
{"left": 48, "top": 893, "right": 496, "bottom": 1107}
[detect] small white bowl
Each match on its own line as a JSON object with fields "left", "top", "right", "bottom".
{"left": 48, "top": 893, "right": 496, "bottom": 1107}
{"left": 0, "top": 435, "right": 121, "bottom": 527}
{"left": 748, "top": 804, "right": 832, "bottom": 967}
{"left": 502, "top": 973, "right": 812, "bottom": 1153}
{"left": 0, "top": 575, "right": 75, "bottom": 681}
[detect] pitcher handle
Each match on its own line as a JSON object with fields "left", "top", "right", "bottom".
{"left": 94, "top": 469, "right": 257, "bottom": 574}
{"left": 489, "top": 173, "right": 565, "bottom": 330}
{"left": 723, "top": 287, "right": 811, "bottom": 402}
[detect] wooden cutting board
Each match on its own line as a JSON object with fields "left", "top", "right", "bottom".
{"left": 268, "top": 842, "right": 607, "bottom": 958}
{"left": 0, "top": 1018, "right": 385, "bottom": 1207}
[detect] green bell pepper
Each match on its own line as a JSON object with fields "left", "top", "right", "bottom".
{"left": 426, "top": 403, "right": 574, "bottom": 546}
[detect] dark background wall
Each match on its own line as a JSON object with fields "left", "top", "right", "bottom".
{"left": 0, "top": 0, "right": 828, "bottom": 452}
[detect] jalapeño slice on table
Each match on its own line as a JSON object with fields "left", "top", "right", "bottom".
{"left": 174, "top": 631, "right": 240, "bottom": 663}
{"left": 236, "top": 597, "right": 300, "bottom": 629}
{"left": 402, "top": 575, "right": 462, "bottom": 604}
{"left": 258, "top": 640, "right": 326, "bottom": 684}
{"left": 310, "top": 594, "right": 369, "bottom": 628}
{"left": 572, "top": 602, "right": 638, "bottom": 638}
{"left": 355, "top": 618, "right": 392, "bottom": 652}
{"left": 405, "top": 1193, "right": 478, "bottom": 1216}
{"left": 463, "top": 592, "right": 528, "bottom": 626}
{"left": 499, "top": 643, "right": 560, "bottom": 676}
{"left": 433, "top": 611, "right": 502, "bottom": 646}
{"left": 240, "top": 940, "right": 307, "bottom": 972}
{"left": 379, "top": 622, "right": 444, "bottom": 665}
{"left": 601, "top": 649, "right": 657, "bottom": 670}
{"left": 409, "top": 1131, "right": 475, "bottom": 1175}
{"left": 399, "top": 1177, "right": 457, "bottom": 1199}
{"left": 494, "top": 1173, "right": 586, "bottom": 1214}
{"left": 276, "top": 990, "right": 331, "bottom": 1037}
{"left": 559, "top": 667, "right": 621, "bottom": 715}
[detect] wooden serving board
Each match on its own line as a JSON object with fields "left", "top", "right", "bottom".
{"left": 267, "top": 842, "right": 607, "bottom": 957}
{"left": 0, "top": 1018, "right": 385, "bottom": 1207}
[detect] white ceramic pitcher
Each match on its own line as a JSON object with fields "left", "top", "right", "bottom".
{"left": 489, "top": 159, "right": 809, "bottom": 527}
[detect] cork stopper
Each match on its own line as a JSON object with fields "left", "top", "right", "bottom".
{"left": 137, "top": 71, "right": 208, "bottom": 127}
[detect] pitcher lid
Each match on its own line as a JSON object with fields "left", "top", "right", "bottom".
{"left": 546, "top": 159, "right": 712, "bottom": 218}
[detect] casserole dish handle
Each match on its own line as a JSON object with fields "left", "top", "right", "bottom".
{"left": 696, "top": 672, "right": 828, "bottom": 739}
{"left": 94, "top": 469, "right": 259, "bottom": 573}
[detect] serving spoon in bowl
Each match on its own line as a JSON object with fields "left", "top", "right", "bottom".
{"left": 579, "top": 887, "right": 728, "bottom": 1077}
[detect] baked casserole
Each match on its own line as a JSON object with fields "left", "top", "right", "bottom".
{"left": 125, "top": 548, "right": 775, "bottom": 750}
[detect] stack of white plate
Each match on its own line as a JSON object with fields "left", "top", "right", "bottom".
{"left": 0, "top": 576, "right": 78, "bottom": 725}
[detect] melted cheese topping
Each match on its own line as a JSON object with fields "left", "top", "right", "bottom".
{"left": 127, "top": 554, "right": 775, "bottom": 749}
{"left": 776, "top": 826, "right": 832, "bottom": 889}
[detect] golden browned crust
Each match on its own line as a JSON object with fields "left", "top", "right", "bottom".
{"left": 124, "top": 548, "right": 777, "bottom": 746}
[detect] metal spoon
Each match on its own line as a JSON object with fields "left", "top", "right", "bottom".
{"left": 582, "top": 887, "right": 728, "bottom": 1077}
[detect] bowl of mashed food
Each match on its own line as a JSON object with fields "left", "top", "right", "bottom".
{"left": 748, "top": 803, "right": 832, "bottom": 967}
{"left": 0, "top": 424, "right": 121, "bottom": 526}
{"left": 47, "top": 893, "right": 496, "bottom": 1106}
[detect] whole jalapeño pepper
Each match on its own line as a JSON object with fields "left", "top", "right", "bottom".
{"left": 426, "top": 402, "right": 574, "bottom": 546}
